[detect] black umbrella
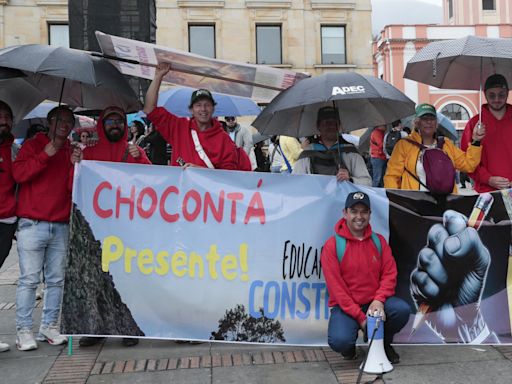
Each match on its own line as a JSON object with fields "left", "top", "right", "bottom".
{"left": 0, "top": 44, "right": 141, "bottom": 112}
{"left": 252, "top": 72, "right": 415, "bottom": 138}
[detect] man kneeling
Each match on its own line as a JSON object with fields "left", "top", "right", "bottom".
{"left": 321, "top": 192, "right": 410, "bottom": 363}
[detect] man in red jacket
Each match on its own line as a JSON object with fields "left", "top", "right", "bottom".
{"left": 321, "top": 192, "right": 410, "bottom": 363}
{"left": 73, "top": 106, "right": 150, "bottom": 348}
{"left": 369, "top": 125, "right": 387, "bottom": 187}
{"left": 461, "top": 74, "right": 512, "bottom": 192}
{"left": 13, "top": 106, "right": 75, "bottom": 351}
{"left": 0, "top": 101, "right": 16, "bottom": 352}
{"left": 74, "top": 106, "right": 151, "bottom": 165}
{"left": 143, "top": 63, "right": 251, "bottom": 171}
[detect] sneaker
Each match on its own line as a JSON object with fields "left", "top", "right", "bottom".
{"left": 121, "top": 338, "right": 139, "bottom": 347}
{"left": 0, "top": 341, "right": 10, "bottom": 352}
{"left": 79, "top": 337, "right": 105, "bottom": 347}
{"left": 384, "top": 344, "right": 400, "bottom": 364}
{"left": 341, "top": 346, "right": 358, "bottom": 360}
{"left": 16, "top": 329, "right": 38, "bottom": 351}
{"left": 36, "top": 324, "right": 68, "bottom": 345}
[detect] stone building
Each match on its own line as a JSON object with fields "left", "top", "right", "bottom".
{"left": 0, "top": 0, "right": 374, "bottom": 77}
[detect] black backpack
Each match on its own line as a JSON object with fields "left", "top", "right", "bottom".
{"left": 384, "top": 130, "right": 402, "bottom": 157}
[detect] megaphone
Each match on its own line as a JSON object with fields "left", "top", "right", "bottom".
{"left": 360, "top": 314, "right": 393, "bottom": 374}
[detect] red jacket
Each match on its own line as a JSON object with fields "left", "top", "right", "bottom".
{"left": 0, "top": 134, "right": 16, "bottom": 219}
{"left": 148, "top": 107, "right": 251, "bottom": 171}
{"left": 321, "top": 218, "right": 397, "bottom": 325}
{"left": 13, "top": 133, "right": 73, "bottom": 223}
{"left": 370, "top": 128, "right": 386, "bottom": 160}
{"left": 83, "top": 109, "right": 151, "bottom": 164}
{"left": 461, "top": 104, "right": 512, "bottom": 192}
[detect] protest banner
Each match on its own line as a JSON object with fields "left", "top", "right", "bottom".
{"left": 62, "top": 161, "right": 512, "bottom": 345}
{"left": 95, "top": 31, "right": 309, "bottom": 103}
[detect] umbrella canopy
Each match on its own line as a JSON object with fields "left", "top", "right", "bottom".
{"left": 158, "top": 86, "right": 261, "bottom": 117}
{"left": 0, "top": 68, "right": 47, "bottom": 123}
{"left": 0, "top": 44, "right": 142, "bottom": 112}
{"left": 404, "top": 35, "right": 512, "bottom": 90}
{"left": 252, "top": 72, "right": 415, "bottom": 137}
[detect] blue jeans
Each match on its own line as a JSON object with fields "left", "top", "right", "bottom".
{"left": 327, "top": 297, "right": 410, "bottom": 354}
{"left": 15, "top": 219, "right": 69, "bottom": 330}
{"left": 370, "top": 158, "right": 387, "bottom": 188}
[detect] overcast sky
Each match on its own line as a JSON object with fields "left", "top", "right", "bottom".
{"left": 372, "top": 0, "right": 443, "bottom": 35}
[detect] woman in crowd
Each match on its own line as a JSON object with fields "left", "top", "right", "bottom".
{"left": 128, "top": 120, "right": 146, "bottom": 145}
{"left": 384, "top": 104, "right": 484, "bottom": 193}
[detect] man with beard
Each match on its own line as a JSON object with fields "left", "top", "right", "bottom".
{"left": 321, "top": 192, "right": 409, "bottom": 364}
{"left": 143, "top": 63, "right": 251, "bottom": 171}
{"left": 0, "top": 101, "right": 16, "bottom": 352}
{"left": 73, "top": 106, "right": 150, "bottom": 348}
{"left": 13, "top": 106, "right": 76, "bottom": 351}
{"left": 461, "top": 74, "right": 512, "bottom": 192}
{"left": 77, "top": 106, "right": 151, "bottom": 164}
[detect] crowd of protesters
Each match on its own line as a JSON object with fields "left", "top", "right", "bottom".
{"left": 0, "top": 67, "right": 510, "bottom": 353}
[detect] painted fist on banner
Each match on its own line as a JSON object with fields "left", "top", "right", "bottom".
{"left": 410, "top": 210, "right": 495, "bottom": 343}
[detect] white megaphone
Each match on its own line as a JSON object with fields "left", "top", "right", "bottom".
{"left": 360, "top": 313, "right": 393, "bottom": 374}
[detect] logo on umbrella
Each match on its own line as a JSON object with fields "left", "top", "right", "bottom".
{"left": 332, "top": 86, "right": 366, "bottom": 95}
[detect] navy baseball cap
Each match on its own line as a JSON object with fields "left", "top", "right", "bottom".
{"left": 345, "top": 192, "right": 371, "bottom": 209}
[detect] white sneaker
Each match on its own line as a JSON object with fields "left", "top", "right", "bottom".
{"left": 36, "top": 324, "right": 68, "bottom": 345}
{"left": 16, "top": 329, "right": 38, "bottom": 351}
{"left": 0, "top": 341, "right": 9, "bottom": 352}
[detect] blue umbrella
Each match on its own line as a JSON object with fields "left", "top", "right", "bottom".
{"left": 158, "top": 86, "right": 261, "bottom": 117}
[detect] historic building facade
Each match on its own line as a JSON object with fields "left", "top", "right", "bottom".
{"left": 373, "top": 0, "right": 512, "bottom": 131}
{"left": 0, "top": 1, "right": 373, "bottom": 77}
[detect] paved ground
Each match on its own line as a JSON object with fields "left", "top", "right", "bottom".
{"left": 2, "top": 234, "right": 512, "bottom": 384}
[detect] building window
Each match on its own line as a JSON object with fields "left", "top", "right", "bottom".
{"left": 256, "top": 25, "right": 282, "bottom": 64}
{"left": 448, "top": 0, "right": 453, "bottom": 18}
{"left": 321, "top": 26, "right": 346, "bottom": 64}
{"left": 48, "top": 24, "right": 69, "bottom": 48}
{"left": 440, "top": 103, "right": 470, "bottom": 121}
{"left": 482, "top": 0, "right": 495, "bottom": 10}
{"left": 189, "top": 25, "right": 215, "bottom": 58}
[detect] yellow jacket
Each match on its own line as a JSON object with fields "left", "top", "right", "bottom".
{"left": 279, "top": 135, "right": 303, "bottom": 172}
{"left": 383, "top": 131, "right": 482, "bottom": 193}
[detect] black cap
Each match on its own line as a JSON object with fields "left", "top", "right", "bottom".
{"left": 484, "top": 74, "right": 508, "bottom": 91}
{"left": 317, "top": 106, "right": 339, "bottom": 123}
{"left": 189, "top": 88, "right": 216, "bottom": 108}
{"left": 345, "top": 191, "right": 371, "bottom": 209}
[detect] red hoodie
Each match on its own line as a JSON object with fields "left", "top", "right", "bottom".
{"left": 460, "top": 104, "right": 512, "bottom": 193}
{"left": 321, "top": 218, "right": 397, "bottom": 325}
{"left": 13, "top": 133, "right": 73, "bottom": 223}
{"left": 147, "top": 107, "right": 251, "bottom": 171}
{"left": 83, "top": 108, "right": 151, "bottom": 164}
{"left": 0, "top": 133, "right": 16, "bottom": 219}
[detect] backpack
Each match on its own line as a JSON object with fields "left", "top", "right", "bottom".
{"left": 298, "top": 144, "right": 359, "bottom": 176}
{"left": 405, "top": 137, "right": 455, "bottom": 195}
{"left": 384, "top": 130, "right": 402, "bottom": 157}
{"left": 335, "top": 233, "right": 382, "bottom": 263}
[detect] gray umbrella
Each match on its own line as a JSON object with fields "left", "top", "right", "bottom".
{"left": 252, "top": 72, "right": 415, "bottom": 137}
{"left": 0, "top": 44, "right": 141, "bottom": 112}
{"left": 404, "top": 35, "right": 512, "bottom": 90}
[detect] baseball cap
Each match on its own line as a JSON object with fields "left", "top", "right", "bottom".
{"left": 317, "top": 106, "right": 339, "bottom": 122}
{"left": 102, "top": 106, "right": 125, "bottom": 122}
{"left": 484, "top": 74, "right": 509, "bottom": 91}
{"left": 189, "top": 89, "right": 216, "bottom": 108}
{"left": 345, "top": 192, "right": 371, "bottom": 210}
{"left": 415, "top": 103, "right": 437, "bottom": 118}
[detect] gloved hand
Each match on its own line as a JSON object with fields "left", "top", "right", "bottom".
{"left": 410, "top": 210, "right": 492, "bottom": 343}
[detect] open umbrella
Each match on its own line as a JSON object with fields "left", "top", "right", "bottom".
{"left": 158, "top": 86, "right": 261, "bottom": 117}
{"left": 404, "top": 35, "right": 512, "bottom": 124}
{"left": 0, "top": 44, "right": 141, "bottom": 112}
{"left": 252, "top": 72, "right": 415, "bottom": 138}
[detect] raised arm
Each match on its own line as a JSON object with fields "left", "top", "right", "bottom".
{"left": 143, "top": 63, "right": 171, "bottom": 115}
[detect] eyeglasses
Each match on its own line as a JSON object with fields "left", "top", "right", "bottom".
{"left": 487, "top": 92, "right": 508, "bottom": 100}
{"left": 104, "top": 118, "right": 124, "bottom": 126}
{"left": 51, "top": 117, "right": 75, "bottom": 125}
{"left": 225, "top": 117, "right": 236, "bottom": 122}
